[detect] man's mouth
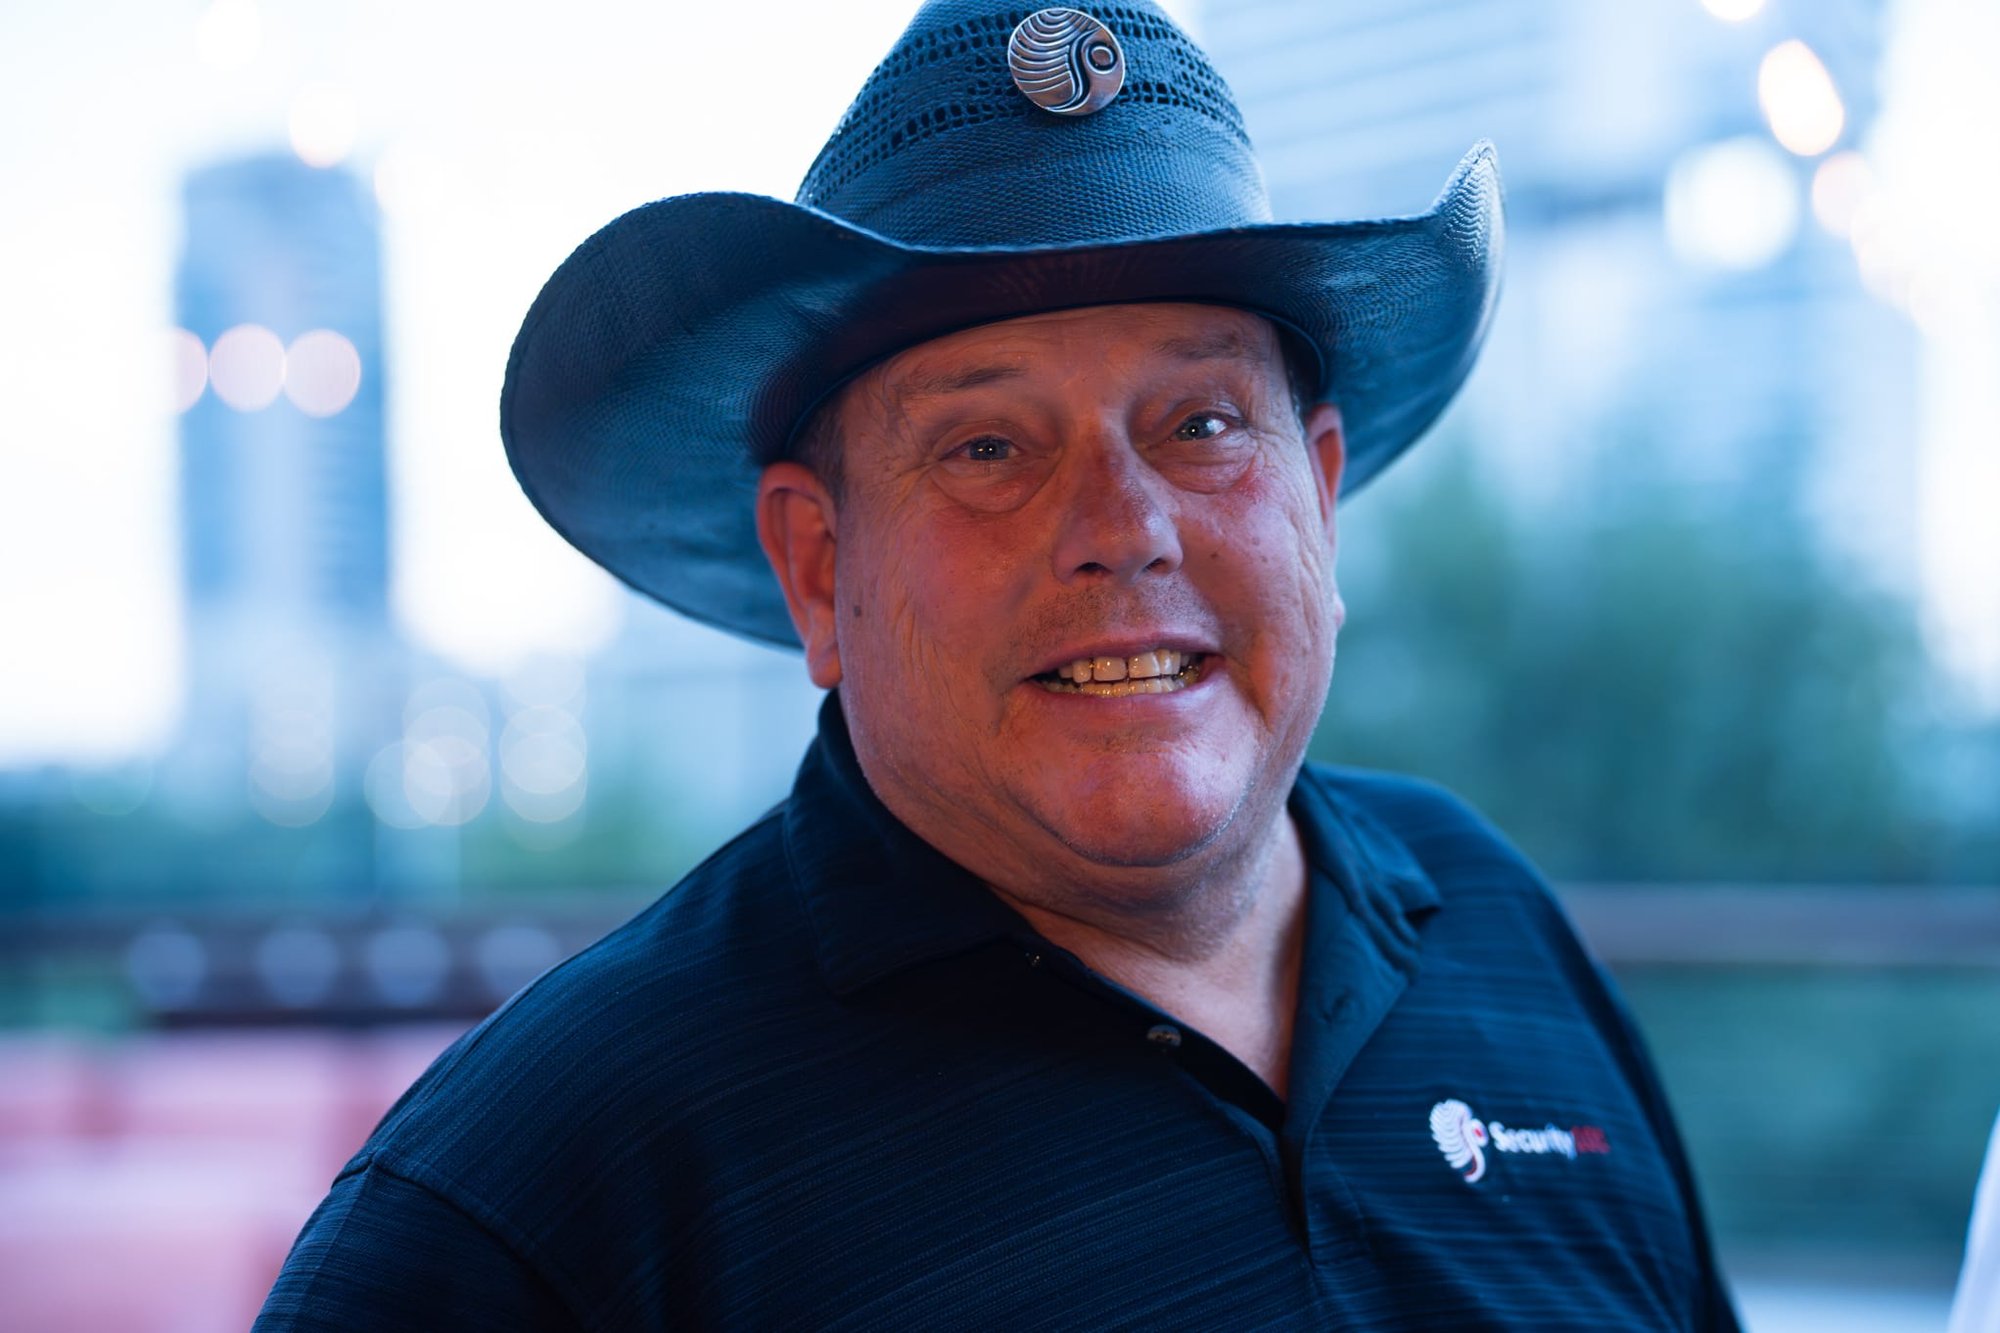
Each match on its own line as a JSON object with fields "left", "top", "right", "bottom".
{"left": 1031, "top": 649, "right": 1208, "bottom": 697}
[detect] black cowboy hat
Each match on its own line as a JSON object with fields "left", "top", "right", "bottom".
{"left": 501, "top": 0, "right": 1503, "bottom": 647}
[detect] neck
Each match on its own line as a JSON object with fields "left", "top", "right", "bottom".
{"left": 985, "top": 805, "right": 1311, "bottom": 1097}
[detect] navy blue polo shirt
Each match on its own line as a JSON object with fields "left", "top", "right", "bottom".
{"left": 257, "top": 694, "right": 1738, "bottom": 1330}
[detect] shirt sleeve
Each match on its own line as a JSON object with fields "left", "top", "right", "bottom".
{"left": 254, "top": 1157, "right": 583, "bottom": 1332}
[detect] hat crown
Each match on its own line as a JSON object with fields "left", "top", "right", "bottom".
{"left": 796, "top": 1, "right": 1272, "bottom": 247}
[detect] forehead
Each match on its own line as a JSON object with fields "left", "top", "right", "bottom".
{"left": 868, "top": 302, "right": 1288, "bottom": 403}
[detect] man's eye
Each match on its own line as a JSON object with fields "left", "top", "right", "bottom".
{"left": 957, "top": 436, "right": 1013, "bottom": 462}
{"left": 1174, "top": 413, "right": 1230, "bottom": 441}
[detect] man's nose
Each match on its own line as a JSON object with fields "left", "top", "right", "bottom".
{"left": 1047, "top": 433, "right": 1183, "bottom": 584}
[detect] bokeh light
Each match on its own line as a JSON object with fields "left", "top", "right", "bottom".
{"left": 206, "top": 323, "right": 286, "bottom": 411}
{"left": 1664, "top": 136, "right": 1800, "bottom": 270}
{"left": 124, "top": 924, "right": 207, "bottom": 1010}
{"left": 167, "top": 328, "right": 207, "bottom": 413}
{"left": 253, "top": 924, "right": 340, "bottom": 1008}
{"left": 1759, "top": 40, "right": 1845, "bottom": 157}
{"left": 364, "top": 742, "right": 425, "bottom": 829}
{"left": 1697, "top": 0, "right": 1765, "bottom": 20}
{"left": 362, "top": 924, "right": 451, "bottom": 1007}
{"left": 1811, "top": 150, "right": 1875, "bottom": 237}
{"left": 365, "top": 681, "right": 498, "bottom": 828}
{"left": 499, "top": 704, "right": 588, "bottom": 823}
{"left": 501, "top": 654, "right": 585, "bottom": 712}
{"left": 283, "top": 329, "right": 362, "bottom": 417}
{"left": 289, "top": 83, "right": 357, "bottom": 169}
{"left": 1850, "top": 193, "right": 1917, "bottom": 310}
{"left": 474, "top": 923, "right": 563, "bottom": 1000}
{"left": 247, "top": 672, "right": 334, "bottom": 827}
{"left": 399, "top": 685, "right": 492, "bottom": 826}
{"left": 403, "top": 734, "right": 490, "bottom": 826}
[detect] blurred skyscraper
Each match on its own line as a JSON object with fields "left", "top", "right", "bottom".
{"left": 149, "top": 148, "right": 819, "bottom": 883}
{"left": 169, "top": 154, "right": 395, "bottom": 831}
{"left": 1206, "top": 0, "right": 1920, "bottom": 584}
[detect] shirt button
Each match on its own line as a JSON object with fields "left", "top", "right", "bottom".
{"left": 1145, "top": 1023, "right": 1183, "bottom": 1050}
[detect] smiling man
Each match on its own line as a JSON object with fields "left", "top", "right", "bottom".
{"left": 760, "top": 304, "right": 1343, "bottom": 1099}
{"left": 259, "top": 3, "right": 1739, "bottom": 1329}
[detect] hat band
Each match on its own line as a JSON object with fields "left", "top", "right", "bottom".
{"left": 822, "top": 137, "right": 1273, "bottom": 248}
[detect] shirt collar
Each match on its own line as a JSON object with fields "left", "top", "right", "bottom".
{"left": 784, "top": 692, "right": 1441, "bottom": 997}
{"left": 785, "top": 693, "right": 1034, "bottom": 996}
{"left": 1289, "top": 766, "right": 1442, "bottom": 973}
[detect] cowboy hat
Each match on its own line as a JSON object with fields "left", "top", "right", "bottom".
{"left": 501, "top": 0, "right": 1503, "bottom": 647}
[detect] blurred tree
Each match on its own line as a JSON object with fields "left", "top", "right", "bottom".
{"left": 1314, "top": 427, "right": 1965, "bottom": 884}
{"left": 458, "top": 792, "right": 723, "bottom": 896}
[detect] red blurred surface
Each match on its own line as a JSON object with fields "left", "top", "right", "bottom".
{"left": 0, "top": 1025, "right": 464, "bottom": 1332}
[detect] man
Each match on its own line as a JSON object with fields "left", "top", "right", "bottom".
{"left": 258, "top": 2, "right": 1738, "bottom": 1327}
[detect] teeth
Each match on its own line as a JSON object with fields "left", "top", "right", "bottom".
{"left": 1096, "top": 677, "right": 1174, "bottom": 696}
{"left": 1035, "top": 652, "right": 1204, "bottom": 696}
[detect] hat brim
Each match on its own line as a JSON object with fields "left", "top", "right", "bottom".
{"left": 501, "top": 142, "right": 1502, "bottom": 648}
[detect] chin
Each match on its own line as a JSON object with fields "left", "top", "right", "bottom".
{"left": 1029, "top": 776, "right": 1247, "bottom": 871}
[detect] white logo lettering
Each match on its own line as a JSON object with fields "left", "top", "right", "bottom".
{"left": 1430, "top": 1099, "right": 1610, "bottom": 1185}
{"left": 1487, "top": 1121, "right": 1578, "bottom": 1159}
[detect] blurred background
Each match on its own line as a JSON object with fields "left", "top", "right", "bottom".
{"left": 1, "top": 0, "right": 1995, "bottom": 1328}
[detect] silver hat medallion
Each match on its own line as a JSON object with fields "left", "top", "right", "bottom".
{"left": 1007, "top": 8, "right": 1125, "bottom": 117}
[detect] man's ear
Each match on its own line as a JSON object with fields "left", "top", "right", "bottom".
{"left": 755, "top": 462, "right": 843, "bottom": 689}
{"left": 1303, "top": 402, "right": 1346, "bottom": 534}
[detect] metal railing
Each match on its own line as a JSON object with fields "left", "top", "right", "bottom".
{"left": 4, "top": 883, "right": 1996, "bottom": 1026}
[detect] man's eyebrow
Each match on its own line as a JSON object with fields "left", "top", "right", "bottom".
{"left": 889, "top": 327, "right": 1267, "bottom": 404}
{"left": 1150, "top": 328, "right": 1269, "bottom": 364}
{"left": 891, "top": 362, "right": 1025, "bottom": 403}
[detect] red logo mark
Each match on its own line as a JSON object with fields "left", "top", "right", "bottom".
{"left": 1569, "top": 1125, "right": 1612, "bottom": 1155}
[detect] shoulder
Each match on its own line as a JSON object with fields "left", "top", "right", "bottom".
{"left": 280, "top": 806, "right": 859, "bottom": 1321}
{"left": 1301, "top": 763, "right": 1673, "bottom": 1115}
{"left": 1294, "top": 761, "right": 1609, "bottom": 996}
{"left": 353, "top": 807, "right": 821, "bottom": 1209}
{"left": 1300, "top": 762, "right": 1550, "bottom": 903}
{"left": 1296, "top": 766, "right": 1739, "bottom": 1326}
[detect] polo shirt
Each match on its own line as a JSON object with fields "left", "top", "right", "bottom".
{"left": 256, "top": 693, "right": 1739, "bottom": 1331}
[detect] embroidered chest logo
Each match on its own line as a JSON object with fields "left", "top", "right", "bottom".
{"left": 1428, "top": 1098, "right": 1611, "bottom": 1186}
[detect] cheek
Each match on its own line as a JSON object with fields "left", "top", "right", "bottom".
{"left": 1195, "top": 460, "right": 1339, "bottom": 637}
{"left": 1180, "top": 461, "right": 1341, "bottom": 734}
{"left": 837, "top": 496, "right": 1019, "bottom": 691}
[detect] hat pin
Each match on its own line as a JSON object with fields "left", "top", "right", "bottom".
{"left": 1007, "top": 8, "right": 1125, "bottom": 116}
